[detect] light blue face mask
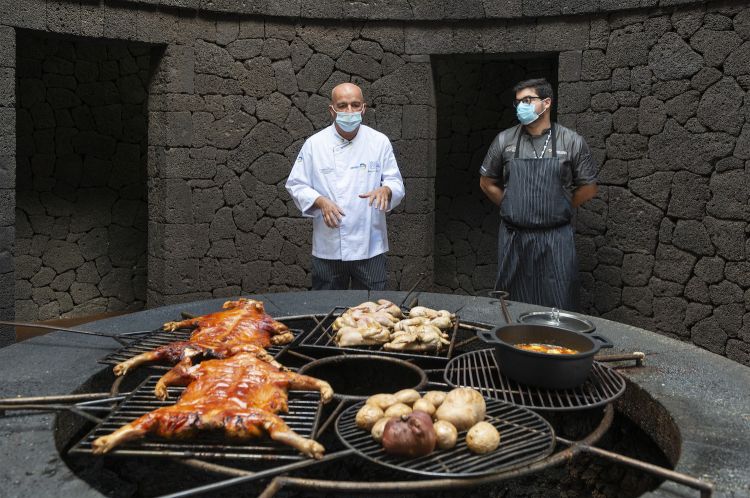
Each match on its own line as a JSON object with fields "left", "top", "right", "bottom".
{"left": 516, "top": 102, "right": 541, "bottom": 125}
{"left": 335, "top": 111, "right": 362, "bottom": 132}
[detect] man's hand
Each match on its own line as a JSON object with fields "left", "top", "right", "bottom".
{"left": 358, "top": 186, "right": 392, "bottom": 211}
{"left": 314, "top": 196, "right": 345, "bottom": 228}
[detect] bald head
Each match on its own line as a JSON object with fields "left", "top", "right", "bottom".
{"left": 331, "top": 82, "right": 363, "bottom": 103}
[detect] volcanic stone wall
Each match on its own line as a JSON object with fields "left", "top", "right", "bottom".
{"left": 0, "top": 0, "right": 748, "bottom": 363}
{"left": 14, "top": 33, "right": 149, "bottom": 321}
{"left": 433, "top": 55, "right": 557, "bottom": 296}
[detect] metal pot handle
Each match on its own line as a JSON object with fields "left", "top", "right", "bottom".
{"left": 591, "top": 334, "right": 613, "bottom": 349}
{"left": 476, "top": 329, "right": 498, "bottom": 344}
{"left": 488, "top": 290, "right": 513, "bottom": 325}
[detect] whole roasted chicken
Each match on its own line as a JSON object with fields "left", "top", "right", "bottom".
{"left": 113, "top": 299, "right": 293, "bottom": 376}
{"left": 92, "top": 352, "right": 333, "bottom": 459}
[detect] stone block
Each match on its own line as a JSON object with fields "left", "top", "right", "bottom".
{"left": 534, "top": 18, "right": 588, "bottom": 51}
{"left": 605, "top": 134, "right": 648, "bottom": 160}
{"left": 392, "top": 139, "right": 435, "bottom": 177}
{"left": 103, "top": 2, "right": 138, "bottom": 41}
{"left": 704, "top": 217, "right": 746, "bottom": 262}
{"left": 691, "top": 316, "right": 727, "bottom": 354}
{"left": 297, "top": 23, "right": 354, "bottom": 60}
{"left": 388, "top": 213, "right": 433, "bottom": 257}
{"left": 650, "top": 120, "right": 735, "bottom": 175}
{"left": 649, "top": 33, "right": 703, "bottom": 81}
{"left": 605, "top": 187, "right": 661, "bottom": 253}
{"left": 666, "top": 171, "right": 709, "bottom": 220}
{"left": 690, "top": 29, "right": 742, "bottom": 68}
{"left": 628, "top": 171, "right": 674, "bottom": 209}
{"left": 151, "top": 45, "right": 194, "bottom": 95}
{"left": 401, "top": 105, "right": 434, "bottom": 140}
{"left": 654, "top": 243, "right": 696, "bottom": 284}
{"left": 557, "top": 82, "right": 590, "bottom": 113}
{"left": 606, "top": 30, "right": 650, "bottom": 68}
{"left": 47, "top": 0, "right": 80, "bottom": 35}
{"left": 706, "top": 170, "right": 750, "bottom": 221}
{"left": 622, "top": 286, "right": 653, "bottom": 315}
{"left": 696, "top": 77, "right": 745, "bottom": 135}
{"left": 336, "top": 50, "right": 381, "bottom": 81}
{"left": 369, "top": 63, "right": 434, "bottom": 106}
{"left": 558, "top": 51, "right": 582, "bottom": 82}
{"left": 149, "top": 111, "right": 193, "bottom": 147}
{"left": 637, "top": 96, "right": 666, "bottom": 135}
{"left": 654, "top": 296, "right": 689, "bottom": 336}
{"left": 672, "top": 220, "right": 714, "bottom": 256}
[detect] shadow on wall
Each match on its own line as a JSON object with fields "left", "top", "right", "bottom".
{"left": 14, "top": 31, "right": 151, "bottom": 323}
{"left": 431, "top": 54, "right": 558, "bottom": 296}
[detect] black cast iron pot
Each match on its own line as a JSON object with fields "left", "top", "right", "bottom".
{"left": 478, "top": 293, "right": 613, "bottom": 389}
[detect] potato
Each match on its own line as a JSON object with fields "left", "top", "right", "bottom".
{"left": 366, "top": 393, "right": 398, "bottom": 410}
{"left": 423, "top": 391, "right": 447, "bottom": 408}
{"left": 413, "top": 398, "right": 436, "bottom": 416}
{"left": 371, "top": 417, "right": 392, "bottom": 443}
{"left": 466, "top": 421, "right": 500, "bottom": 454}
{"left": 356, "top": 404, "right": 384, "bottom": 431}
{"left": 433, "top": 420, "right": 458, "bottom": 450}
{"left": 394, "top": 388, "right": 421, "bottom": 405}
{"left": 384, "top": 402, "right": 412, "bottom": 418}
{"left": 435, "top": 388, "right": 486, "bottom": 431}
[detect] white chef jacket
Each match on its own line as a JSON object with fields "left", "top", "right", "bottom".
{"left": 285, "top": 124, "right": 405, "bottom": 261}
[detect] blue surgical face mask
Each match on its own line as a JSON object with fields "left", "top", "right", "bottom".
{"left": 516, "top": 102, "right": 541, "bottom": 125}
{"left": 335, "top": 111, "right": 362, "bottom": 132}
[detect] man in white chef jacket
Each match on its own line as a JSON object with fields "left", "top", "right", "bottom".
{"left": 286, "top": 83, "right": 406, "bottom": 290}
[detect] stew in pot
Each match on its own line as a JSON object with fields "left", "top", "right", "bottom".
{"left": 514, "top": 343, "right": 578, "bottom": 355}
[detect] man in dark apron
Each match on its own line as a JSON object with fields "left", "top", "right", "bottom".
{"left": 479, "top": 78, "right": 598, "bottom": 311}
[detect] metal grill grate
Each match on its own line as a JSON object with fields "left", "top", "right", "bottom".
{"left": 69, "top": 376, "right": 322, "bottom": 461}
{"left": 444, "top": 349, "right": 626, "bottom": 411}
{"left": 98, "top": 328, "right": 296, "bottom": 368}
{"left": 296, "top": 307, "right": 459, "bottom": 362}
{"left": 336, "top": 398, "right": 555, "bottom": 477}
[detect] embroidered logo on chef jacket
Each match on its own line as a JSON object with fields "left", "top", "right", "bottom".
{"left": 296, "top": 155, "right": 303, "bottom": 163}
{"left": 555, "top": 150, "right": 568, "bottom": 155}
{"left": 350, "top": 162, "right": 366, "bottom": 170}
{"left": 367, "top": 161, "right": 381, "bottom": 172}
{"left": 320, "top": 166, "right": 334, "bottom": 174}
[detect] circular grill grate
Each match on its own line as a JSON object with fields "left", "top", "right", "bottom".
{"left": 444, "top": 349, "right": 626, "bottom": 411}
{"left": 336, "top": 398, "right": 555, "bottom": 478}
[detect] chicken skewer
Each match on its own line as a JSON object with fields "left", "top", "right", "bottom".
{"left": 93, "top": 352, "right": 333, "bottom": 459}
{"left": 114, "top": 299, "right": 292, "bottom": 376}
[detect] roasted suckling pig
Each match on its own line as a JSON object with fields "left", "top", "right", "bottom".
{"left": 114, "top": 299, "right": 293, "bottom": 376}
{"left": 331, "top": 301, "right": 455, "bottom": 351}
{"left": 93, "top": 352, "right": 333, "bottom": 459}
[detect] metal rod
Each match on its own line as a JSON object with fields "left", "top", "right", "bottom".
{"left": 259, "top": 405, "right": 614, "bottom": 497}
{"left": 110, "top": 375, "right": 125, "bottom": 397}
{"left": 282, "top": 349, "right": 316, "bottom": 362}
{"left": 314, "top": 400, "right": 347, "bottom": 439}
{"left": 556, "top": 437, "right": 713, "bottom": 497}
{"left": 454, "top": 336, "right": 479, "bottom": 349}
{"left": 0, "top": 392, "right": 114, "bottom": 404}
{"left": 156, "top": 449, "right": 356, "bottom": 498}
{"left": 0, "top": 403, "right": 104, "bottom": 424}
{"left": 178, "top": 458, "right": 255, "bottom": 478}
{"left": 0, "top": 320, "right": 129, "bottom": 341}
{"left": 594, "top": 352, "right": 645, "bottom": 366}
{"left": 398, "top": 272, "right": 426, "bottom": 308}
{"left": 258, "top": 478, "right": 284, "bottom": 498}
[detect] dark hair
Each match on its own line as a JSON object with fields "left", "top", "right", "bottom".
{"left": 513, "top": 78, "right": 553, "bottom": 100}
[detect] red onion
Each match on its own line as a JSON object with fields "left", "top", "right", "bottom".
{"left": 381, "top": 410, "right": 437, "bottom": 457}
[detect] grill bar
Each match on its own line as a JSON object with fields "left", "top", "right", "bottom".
{"left": 335, "top": 398, "right": 555, "bottom": 477}
{"left": 296, "top": 307, "right": 460, "bottom": 362}
{"left": 444, "top": 349, "right": 626, "bottom": 411}
{"left": 70, "top": 376, "right": 323, "bottom": 462}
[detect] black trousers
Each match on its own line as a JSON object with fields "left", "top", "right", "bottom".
{"left": 311, "top": 254, "right": 387, "bottom": 291}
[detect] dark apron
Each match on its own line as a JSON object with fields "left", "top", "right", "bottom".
{"left": 495, "top": 125, "right": 579, "bottom": 310}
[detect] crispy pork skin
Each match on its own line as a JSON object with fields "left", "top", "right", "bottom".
{"left": 113, "top": 299, "right": 293, "bottom": 376}
{"left": 94, "top": 353, "right": 333, "bottom": 459}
